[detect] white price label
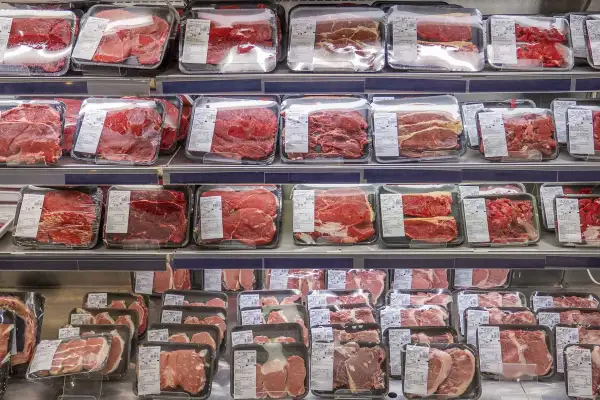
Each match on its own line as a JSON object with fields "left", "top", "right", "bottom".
{"left": 73, "top": 109, "right": 107, "bottom": 155}
{"left": 459, "top": 185, "right": 480, "bottom": 199}
{"left": 134, "top": 272, "right": 154, "bottom": 295}
{"left": 288, "top": 19, "right": 315, "bottom": 64}
{"left": 147, "top": 329, "right": 169, "bottom": 342}
{"left": 454, "top": 269, "right": 474, "bottom": 288}
{"left": 380, "top": 193, "right": 405, "bottom": 238}
{"left": 311, "top": 342, "right": 334, "bottom": 391}
{"left": 70, "top": 314, "right": 92, "bottom": 325}
{"left": 72, "top": 17, "right": 109, "bottom": 60}
{"left": 458, "top": 294, "right": 479, "bottom": 334}
{"left": 553, "top": 100, "right": 577, "bottom": 143}
{"left": 29, "top": 340, "right": 62, "bottom": 373}
{"left": 327, "top": 270, "right": 347, "bottom": 290}
{"left": 163, "top": 294, "right": 185, "bottom": 306}
{"left": 309, "top": 308, "right": 331, "bottom": 327}
{"left": 15, "top": 194, "right": 45, "bottom": 238}
{"left": 372, "top": 97, "right": 395, "bottom": 103}
{"left": 391, "top": 16, "right": 417, "bottom": 62}
{"left": 403, "top": 345, "right": 429, "bottom": 395}
{"left": 204, "top": 269, "right": 222, "bottom": 291}
{"left": 307, "top": 294, "right": 327, "bottom": 309}
{"left": 200, "top": 196, "right": 224, "bottom": 240}
{"left": 568, "top": 108, "right": 595, "bottom": 156}
{"left": 292, "top": 190, "right": 315, "bottom": 233}
{"left": 268, "top": 269, "right": 289, "bottom": 289}
{"left": 556, "top": 198, "right": 583, "bottom": 243}
{"left": 571, "top": 15, "right": 587, "bottom": 58}
{"left": 586, "top": 19, "right": 600, "bottom": 65}
{"left": 161, "top": 310, "right": 182, "bottom": 324}
{"left": 285, "top": 112, "right": 309, "bottom": 154}
{"left": 86, "top": 293, "right": 107, "bottom": 308}
{"left": 241, "top": 309, "right": 264, "bottom": 325}
{"left": 490, "top": 18, "right": 517, "bottom": 65}
{"left": 389, "top": 329, "right": 411, "bottom": 376}
{"left": 137, "top": 346, "right": 161, "bottom": 396}
{"left": 478, "top": 112, "right": 508, "bottom": 158}
{"left": 540, "top": 186, "right": 564, "bottom": 228}
{"left": 0, "top": 18, "right": 12, "bottom": 63}
{"left": 239, "top": 294, "right": 260, "bottom": 310}
{"left": 462, "top": 104, "right": 485, "bottom": 146}
{"left": 188, "top": 108, "right": 218, "bottom": 153}
{"left": 478, "top": 326, "right": 503, "bottom": 374}
{"left": 380, "top": 308, "right": 401, "bottom": 331}
{"left": 393, "top": 269, "right": 413, "bottom": 289}
{"left": 373, "top": 113, "right": 399, "bottom": 157}
{"left": 105, "top": 191, "right": 131, "bottom": 234}
{"left": 311, "top": 327, "right": 334, "bottom": 342}
{"left": 390, "top": 292, "right": 411, "bottom": 306}
{"left": 467, "top": 309, "right": 489, "bottom": 345}
{"left": 182, "top": 19, "right": 211, "bottom": 64}
{"left": 556, "top": 327, "right": 580, "bottom": 373}
{"left": 566, "top": 346, "right": 593, "bottom": 397}
{"left": 537, "top": 312, "right": 560, "bottom": 330}
{"left": 233, "top": 350, "right": 257, "bottom": 399}
{"left": 533, "top": 295, "right": 555, "bottom": 312}
{"left": 463, "top": 198, "right": 491, "bottom": 243}
{"left": 231, "top": 330, "right": 254, "bottom": 346}
{"left": 58, "top": 327, "right": 80, "bottom": 339}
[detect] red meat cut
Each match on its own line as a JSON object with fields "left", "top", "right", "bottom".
{"left": 103, "top": 330, "right": 124, "bottom": 374}
{"left": 344, "top": 270, "right": 386, "bottom": 304}
{"left": 47, "top": 336, "right": 110, "bottom": 376}
{"left": 553, "top": 295, "right": 599, "bottom": 308}
{"left": 486, "top": 198, "right": 538, "bottom": 243}
{"left": 429, "top": 347, "right": 475, "bottom": 396}
{"left": 410, "top": 269, "right": 449, "bottom": 289}
{"left": 334, "top": 329, "right": 380, "bottom": 343}
{"left": 402, "top": 192, "right": 453, "bottom": 217}
{"left": 115, "top": 315, "right": 135, "bottom": 338}
{"left": 265, "top": 269, "right": 325, "bottom": 294}
{"left": 286, "top": 355, "right": 307, "bottom": 397}
{"left": 578, "top": 198, "right": 600, "bottom": 243}
{"left": 410, "top": 292, "right": 452, "bottom": 306}
{"left": 513, "top": 23, "right": 567, "bottom": 67}
{"left": 404, "top": 217, "right": 458, "bottom": 243}
{"left": 411, "top": 331, "right": 454, "bottom": 344}
{"left": 56, "top": 98, "right": 83, "bottom": 152}
{"left": 332, "top": 343, "right": 385, "bottom": 391}
{"left": 125, "top": 97, "right": 180, "bottom": 152}
{"left": 128, "top": 297, "right": 148, "bottom": 335}
{"left": 560, "top": 310, "right": 600, "bottom": 325}
{"left": 427, "top": 348, "right": 452, "bottom": 394}
{"left": 395, "top": 111, "right": 462, "bottom": 158}
{"left": 152, "top": 263, "right": 192, "bottom": 294}
{"left": 500, "top": 330, "right": 553, "bottom": 378}
{"left": 191, "top": 332, "right": 216, "bottom": 350}
{"left": 159, "top": 349, "right": 206, "bottom": 394}
{"left": 262, "top": 359, "right": 287, "bottom": 398}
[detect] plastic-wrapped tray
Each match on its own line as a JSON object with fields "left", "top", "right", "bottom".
{"left": 239, "top": 304, "right": 307, "bottom": 327}
{"left": 162, "top": 290, "right": 227, "bottom": 308}
{"left": 386, "top": 6, "right": 484, "bottom": 72}
{"left": 563, "top": 343, "right": 600, "bottom": 398}
{"left": 325, "top": 269, "right": 387, "bottom": 306}
{"left": 68, "top": 307, "right": 139, "bottom": 353}
{"left": 306, "top": 290, "right": 371, "bottom": 309}
{"left": 55, "top": 98, "right": 84, "bottom": 153}
{"left": 565, "top": 105, "right": 600, "bottom": 160}
{"left": 287, "top": 6, "right": 385, "bottom": 72}
{"left": 554, "top": 194, "right": 600, "bottom": 246}
{"left": 539, "top": 182, "right": 597, "bottom": 231}
{"left": 0, "top": 204, "right": 15, "bottom": 241}
{"left": 0, "top": 309, "right": 14, "bottom": 398}
{"left": 238, "top": 290, "right": 302, "bottom": 311}
{"left": 200, "top": 269, "right": 261, "bottom": 292}
{"left": 379, "top": 305, "right": 451, "bottom": 333}
{"left": 311, "top": 323, "right": 382, "bottom": 345}
{"left": 391, "top": 269, "right": 449, "bottom": 290}
{"left": 551, "top": 98, "right": 600, "bottom": 145}
{"left": 458, "top": 182, "right": 526, "bottom": 199}
{"left": 566, "top": 12, "right": 592, "bottom": 60}
{"left": 464, "top": 306, "right": 536, "bottom": 345}
{"left": 185, "top": 96, "right": 279, "bottom": 164}
{"left": 386, "top": 289, "right": 452, "bottom": 308}
{"left": 309, "top": 304, "right": 376, "bottom": 329}
{"left": 554, "top": 324, "right": 600, "bottom": 376}
{"left": 82, "top": 292, "right": 148, "bottom": 337}
{"left": 103, "top": 185, "right": 191, "bottom": 249}
{"left": 531, "top": 291, "right": 600, "bottom": 311}
{"left": 230, "top": 323, "right": 304, "bottom": 347}
{"left": 280, "top": 96, "right": 372, "bottom": 163}
{"left": 263, "top": 269, "right": 325, "bottom": 294}
{"left": 454, "top": 290, "right": 527, "bottom": 335}
{"left": 452, "top": 268, "right": 512, "bottom": 289}
{"left": 131, "top": 264, "right": 192, "bottom": 297}
{"left": 584, "top": 15, "right": 600, "bottom": 69}
{"left": 536, "top": 308, "right": 600, "bottom": 328}
{"left": 159, "top": 306, "right": 227, "bottom": 344}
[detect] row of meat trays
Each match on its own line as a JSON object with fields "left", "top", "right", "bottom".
{"left": 5, "top": 5, "right": 600, "bottom": 75}
{"left": 6, "top": 182, "right": 599, "bottom": 250}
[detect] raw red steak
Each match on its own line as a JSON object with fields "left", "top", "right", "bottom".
{"left": 334, "top": 329, "right": 380, "bottom": 343}
{"left": 56, "top": 98, "right": 83, "bottom": 152}
{"left": 404, "top": 217, "right": 458, "bottom": 243}
{"left": 344, "top": 270, "right": 386, "bottom": 304}
{"left": 102, "top": 330, "right": 125, "bottom": 374}
{"left": 486, "top": 198, "right": 538, "bottom": 243}
{"left": 500, "top": 329, "right": 553, "bottom": 378}
{"left": 333, "top": 343, "right": 385, "bottom": 391}
{"left": 125, "top": 97, "right": 180, "bottom": 152}
{"left": 578, "top": 198, "right": 600, "bottom": 243}
{"left": 395, "top": 111, "right": 462, "bottom": 158}
{"left": 402, "top": 192, "right": 453, "bottom": 218}
{"left": 460, "top": 269, "right": 510, "bottom": 289}
{"left": 560, "top": 310, "right": 600, "bottom": 325}
{"left": 411, "top": 331, "right": 454, "bottom": 344}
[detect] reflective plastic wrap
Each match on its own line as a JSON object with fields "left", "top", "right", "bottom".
{"left": 454, "top": 290, "right": 527, "bottom": 335}
{"left": 82, "top": 292, "right": 149, "bottom": 338}
{"left": 103, "top": 185, "right": 191, "bottom": 249}
{"left": 287, "top": 6, "right": 385, "bottom": 72}
{"left": 291, "top": 184, "right": 377, "bottom": 245}
{"left": 72, "top": 5, "right": 175, "bottom": 70}
{"left": 180, "top": 8, "right": 278, "bottom": 73}
{"left": 162, "top": 290, "right": 228, "bottom": 309}
{"left": 538, "top": 183, "right": 597, "bottom": 231}
{"left": 13, "top": 186, "right": 102, "bottom": 250}
{"left": 310, "top": 323, "right": 382, "bottom": 345}
{"left": 71, "top": 99, "right": 164, "bottom": 166}
{"left": 536, "top": 308, "right": 600, "bottom": 329}
{"left": 194, "top": 185, "right": 282, "bottom": 249}
{"left": 0, "top": 100, "right": 65, "bottom": 166}
{"left": 554, "top": 194, "right": 600, "bottom": 247}
{"left": 451, "top": 269, "right": 512, "bottom": 290}
{"left": 68, "top": 307, "right": 139, "bottom": 351}
{"left": 563, "top": 343, "right": 600, "bottom": 399}
{"left": 200, "top": 269, "right": 261, "bottom": 292}
{"left": 552, "top": 99, "right": 600, "bottom": 146}
{"left": 132, "top": 264, "right": 193, "bottom": 296}
{"left": 531, "top": 291, "right": 600, "bottom": 311}
{"left": 379, "top": 305, "right": 451, "bottom": 332}
{"left": 280, "top": 96, "right": 371, "bottom": 164}
{"left": 378, "top": 184, "right": 464, "bottom": 248}
{"left": 371, "top": 95, "right": 465, "bottom": 162}
{"left": 457, "top": 183, "right": 526, "bottom": 199}
{"left": 463, "top": 306, "right": 536, "bottom": 345}
{"left": 391, "top": 269, "right": 450, "bottom": 290}
{"left": 476, "top": 108, "right": 558, "bottom": 162}
{"left": 584, "top": 15, "right": 600, "bottom": 69}
{"left": 565, "top": 105, "right": 600, "bottom": 160}
{"left": 185, "top": 96, "right": 279, "bottom": 164}
{"left": 263, "top": 269, "right": 325, "bottom": 294}
{"left": 56, "top": 98, "right": 84, "bottom": 153}
{"left": 325, "top": 269, "right": 388, "bottom": 306}
{"left": 0, "top": 10, "right": 76, "bottom": 76}
{"left": 310, "top": 305, "right": 376, "bottom": 328}
{"left": 230, "top": 323, "right": 305, "bottom": 347}
{"left": 306, "top": 290, "right": 371, "bottom": 308}
{"left": 238, "top": 290, "right": 302, "bottom": 311}
{"left": 386, "top": 6, "right": 484, "bottom": 71}
{"left": 239, "top": 304, "right": 308, "bottom": 345}
{"left": 487, "top": 15, "right": 574, "bottom": 71}
{"left": 386, "top": 289, "right": 452, "bottom": 308}
{"left": 555, "top": 325, "right": 600, "bottom": 379}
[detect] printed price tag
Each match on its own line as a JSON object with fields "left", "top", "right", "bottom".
{"left": 490, "top": 18, "right": 517, "bottom": 64}
{"left": 571, "top": 15, "right": 587, "bottom": 58}
{"left": 15, "top": 194, "right": 45, "bottom": 238}
{"left": 403, "top": 345, "right": 429, "bottom": 395}
{"left": 586, "top": 19, "right": 600, "bottom": 65}
{"left": 556, "top": 198, "right": 583, "bottom": 243}
{"left": 463, "top": 198, "right": 491, "bottom": 243}
{"left": 540, "top": 186, "right": 564, "bottom": 229}
{"left": 233, "top": 350, "right": 257, "bottom": 399}
{"left": 393, "top": 269, "right": 412, "bottom": 289}
{"left": 459, "top": 185, "right": 480, "bottom": 199}
{"left": 380, "top": 193, "right": 405, "bottom": 238}
{"left": 188, "top": 108, "right": 218, "bottom": 153}
{"left": 105, "top": 191, "right": 131, "bottom": 234}
{"left": 138, "top": 346, "right": 161, "bottom": 396}
{"left": 311, "top": 342, "right": 334, "bottom": 391}
{"left": 462, "top": 104, "right": 485, "bottom": 146}
{"left": 29, "top": 340, "right": 62, "bottom": 373}
{"left": 288, "top": 18, "right": 316, "bottom": 64}
{"left": 285, "top": 112, "right": 309, "bottom": 154}
{"left": 182, "top": 19, "right": 211, "bottom": 64}
{"left": 389, "top": 329, "right": 411, "bottom": 376}
{"left": 200, "top": 196, "right": 224, "bottom": 240}
{"left": 311, "top": 327, "right": 334, "bottom": 342}
{"left": 553, "top": 100, "right": 577, "bottom": 143}
{"left": 70, "top": 314, "right": 92, "bottom": 325}
{"left": 532, "top": 295, "right": 555, "bottom": 312}
{"left": 292, "top": 190, "right": 315, "bottom": 233}
{"left": 457, "top": 293, "right": 479, "bottom": 334}
{"left": 478, "top": 326, "right": 503, "bottom": 374}
{"left": 556, "top": 327, "right": 580, "bottom": 373}
{"left": 373, "top": 113, "right": 399, "bottom": 157}
{"left": 380, "top": 308, "right": 401, "bottom": 332}
{"left": 86, "top": 293, "right": 107, "bottom": 308}
{"left": 568, "top": 108, "right": 595, "bottom": 155}
{"left": 0, "top": 18, "right": 12, "bottom": 62}
{"left": 478, "top": 112, "right": 508, "bottom": 158}
{"left": 241, "top": 309, "right": 264, "bottom": 325}
{"left": 147, "top": 329, "right": 169, "bottom": 342}
{"left": 204, "top": 269, "right": 222, "bottom": 291}
{"left": 58, "top": 327, "right": 80, "bottom": 339}
{"left": 231, "top": 330, "right": 254, "bottom": 347}
{"left": 327, "top": 270, "right": 347, "bottom": 289}
{"left": 454, "top": 269, "right": 474, "bottom": 288}
{"left": 161, "top": 310, "right": 182, "bottom": 324}
{"left": 391, "top": 16, "right": 417, "bottom": 62}
{"left": 467, "top": 309, "right": 489, "bottom": 345}
{"left": 268, "top": 269, "right": 289, "bottom": 289}
{"left": 134, "top": 271, "right": 154, "bottom": 295}
{"left": 239, "top": 294, "right": 260, "bottom": 309}
{"left": 73, "top": 109, "right": 107, "bottom": 155}
{"left": 307, "top": 294, "right": 327, "bottom": 309}
{"left": 372, "top": 97, "right": 395, "bottom": 103}
{"left": 566, "top": 346, "right": 593, "bottom": 397}
{"left": 389, "top": 292, "right": 411, "bottom": 306}
{"left": 163, "top": 294, "right": 185, "bottom": 306}
{"left": 72, "top": 17, "right": 109, "bottom": 60}
{"left": 537, "top": 312, "right": 560, "bottom": 329}
{"left": 310, "top": 308, "right": 331, "bottom": 327}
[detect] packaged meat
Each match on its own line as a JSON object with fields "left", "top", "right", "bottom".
{"left": 280, "top": 96, "right": 371, "bottom": 163}
{"left": 566, "top": 105, "right": 600, "bottom": 160}
{"left": 477, "top": 325, "right": 554, "bottom": 380}
{"left": 326, "top": 269, "right": 387, "bottom": 306}
{"left": 0, "top": 10, "right": 76, "bottom": 76}
{"left": 378, "top": 184, "right": 464, "bottom": 247}
{"left": 55, "top": 98, "right": 84, "bottom": 153}
{"left": 162, "top": 290, "right": 228, "bottom": 309}
{"left": 292, "top": 184, "right": 377, "bottom": 245}
{"left": 555, "top": 194, "right": 600, "bottom": 246}
{"left": 402, "top": 343, "right": 480, "bottom": 398}
{"left": 13, "top": 186, "right": 102, "bottom": 250}
{"left": 531, "top": 291, "right": 600, "bottom": 312}
{"left": 452, "top": 269, "right": 512, "bottom": 289}
{"left": 386, "top": 289, "right": 452, "bottom": 308}
{"left": 539, "top": 183, "right": 596, "bottom": 231}
{"left": 458, "top": 183, "right": 526, "bottom": 199}
{"left": 132, "top": 264, "right": 192, "bottom": 296}
{"left": 0, "top": 309, "right": 14, "bottom": 394}
{"left": 557, "top": 327, "right": 600, "bottom": 376}
{"left": 566, "top": 12, "right": 591, "bottom": 60}
{"left": 72, "top": 5, "right": 175, "bottom": 70}
{"left": 194, "top": 185, "right": 282, "bottom": 249}
{"left": 461, "top": 193, "right": 541, "bottom": 247}
{"left": 59, "top": 324, "right": 132, "bottom": 380}
{"left": 476, "top": 108, "right": 558, "bottom": 162}
{"left": 0, "top": 292, "right": 45, "bottom": 375}
{"left": 551, "top": 98, "right": 600, "bottom": 145}
{"left": 310, "top": 341, "right": 388, "bottom": 397}
{"left": 564, "top": 344, "right": 600, "bottom": 398}
{"left": 241, "top": 304, "right": 308, "bottom": 345}
{"left": 180, "top": 8, "right": 277, "bottom": 73}
{"left": 287, "top": 6, "right": 385, "bottom": 72}
{"left": 454, "top": 290, "right": 526, "bottom": 335}
{"left": 386, "top": 6, "right": 484, "bottom": 71}
{"left": 230, "top": 323, "right": 304, "bottom": 347}
{"left": 238, "top": 290, "right": 302, "bottom": 311}
{"left": 310, "top": 305, "right": 376, "bottom": 328}
{"left": 185, "top": 96, "right": 279, "bottom": 164}
{"left": 71, "top": 99, "right": 164, "bottom": 166}
{"left": 311, "top": 323, "right": 382, "bottom": 345}
{"left": 26, "top": 334, "right": 112, "bottom": 379}
{"left": 82, "top": 292, "right": 149, "bottom": 337}
{"left": 135, "top": 342, "right": 213, "bottom": 399}
{"left": 69, "top": 308, "right": 139, "bottom": 350}
{"left": 379, "top": 305, "right": 450, "bottom": 332}
{"left": 306, "top": 290, "right": 371, "bottom": 309}
{"left": 103, "top": 185, "right": 191, "bottom": 249}
{"left": 461, "top": 99, "right": 536, "bottom": 148}
{"left": 160, "top": 306, "right": 227, "bottom": 344}
{"left": 391, "top": 269, "right": 449, "bottom": 290}
{"left": 537, "top": 308, "right": 600, "bottom": 330}
{"left": 464, "top": 306, "right": 536, "bottom": 345}
{"left": 202, "top": 269, "right": 261, "bottom": 292}
{"left": 0, "top": 100, "right": 64, "bottom": 166}
{"left": 264, "top": 269, "right": 325, "bottom": 294}
{"left": 231, "top": 343, "right": 309, "bottom": 399}
{"left": 487, "top": 15, "right": 573, "bottom": 71}
{"left": 585, "top": 15, "right": 600, "bottom": 69}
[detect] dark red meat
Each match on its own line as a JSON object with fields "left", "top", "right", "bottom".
{"left": 205, "top": 19, "right": 273, "bottom": 65}
{"left": 417, "top": 21, "right": 472, "bottom": 42}
{"left": 580, "top": 198, "right": 600, "bottom": 242}
{"left": 56, "top": 98, "right": 83, "bottom": 153}
{"left": 124, "top": 97, "right": 180, "bottom": 152}
{"left": 486, "top": 198, "right": 538, "bottom": 243}
{"left": 395, "top": 110, "right": 462, "bottom": 158}
{"left": 402, "top": 192, "right": 453, "bottom": 218}
{"left": 513, "top": 23, "right": 568, "bottom": 68}
{"left": 515, "top": 24, "right": 566, "bottom": 43}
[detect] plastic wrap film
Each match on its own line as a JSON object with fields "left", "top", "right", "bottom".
{"left": 82, "top": 292, "right": 148, "bottom": 337}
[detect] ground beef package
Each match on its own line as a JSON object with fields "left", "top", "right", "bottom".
{"left": 263, "top": 269, "right": 326, "bottom": 294}
{"left": 82, "top": 292, "right": 149, "bottom": 338}
{"left": 554, "top": 194, "right": 600, "bottom": 246}
{"left": 13, "top": 186, "right": 102, "bottom": 250}
{"left": 0, "top": 10, "right": 76, "bottom": 76}
{"left": 185, "top": 96, "right": 279, "bottom": 164}
{"left": 565, "top": 105, "right": 600, "bottom": 160}
{"left": 386, "top": 5, "right": 484, "bottom": 71}
{"left": 538, "top": 183, "right": 597, "bottom": 231}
